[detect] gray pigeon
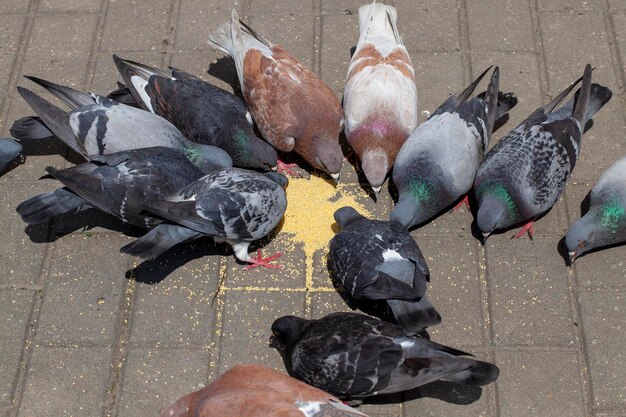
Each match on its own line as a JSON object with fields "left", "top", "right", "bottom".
{"left": 16, "top": 147, "right": 206, "bottom": 231}
{"left": 271, "top": 312, "right": 499, "bottom": 399}
{"left": 391, "top": 66, "right": 517, "bottom": 228}
{"left": 328, "top": 206, "right": 440, "bottom": 332}
{"left": 0, "top": 138, "right": 24, "bottom": 173}
{"left": 113, "top": 55, "right": 278, "bottom": 171}
{"left": 16, "top": 76, "right": 232, "bottom": 173}
{"left": 565, "top": 156, "right": 626, "bottom": 262}
{"left": 474, "top": 64, "right": 612, "bottom": 239}
{"left": 121, "top": 167, "right": 288, "bottom": 268}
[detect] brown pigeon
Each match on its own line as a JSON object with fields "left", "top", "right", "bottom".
{"left": 343, "top": 1, "right": 417, "bottom": 192}
{"left": 208, "top": 10, "right": 344, "bottom": 179}
{"left": 159, "top": 364, "right": 368, "bottom": 417}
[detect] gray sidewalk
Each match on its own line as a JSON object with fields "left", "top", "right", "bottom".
{"left": 1, "top": 0, "right": 625, "bottom": 416}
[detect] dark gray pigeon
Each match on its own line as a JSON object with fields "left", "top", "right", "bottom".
{"left": 328, "top": 206, "right": 440, "bottom": 332}
{"left": 121, "top": 167, "right": 288, "bottom": 268}
{"left": 566, "top": 156, "right": 626, "bottom": 262}
{"left": 391, "top": 66, "right": 517, "bottom": 228}
{"left": 474, "top": 64, "right": 612, "bottom": 239}
{"left": 16, "top": 76, "right": 232, "bottom": 173}
{"left": 271, "top": 312, "right": 499, "bottom": 399}
{"left": 0, "top": 138, "right": 24, "bottom": 173}
{"left": 113, "top": 55, "right": 278, "bottom": 171}
{"left": 16, "top": 147, "right": 206, "bottom": 231}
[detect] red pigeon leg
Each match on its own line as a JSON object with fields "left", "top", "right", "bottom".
{"left": 514, "top": 220, "right": 534, "bottom": 239}
{"left": 244, "top": 249, "right": 283, "bottom": 270}
{"left": 453, "top": 195, "right": 470, "bottom": 212}
{"left": 277, "top": 160, "right": 302, "bottom": 177}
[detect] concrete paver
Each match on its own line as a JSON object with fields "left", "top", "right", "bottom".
{"left": 0, "top": 0, "right": 625, "bottom": 416}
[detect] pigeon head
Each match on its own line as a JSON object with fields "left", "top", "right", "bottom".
{"left": 390, "top": 192, "right": 436, "bottom": 229}
{"left": 333, "top": 206, "right": 363, "bottom": 229}
{"left": 361, "top": 148, "right": 389, "bottom": 193}
{"left": 476, "top": 195, "right": 509, "bottom": 238}
{"left": 311, "top": 131, "right": 343, "bottom": 181}
{"left": 0, "top": 138, "right": 24, "bottom": 172}
{"left": 183, "top": 144, "right": 233, "bottom": 174}
{"left": 566, "top": 198, "right": 626, "bottom": 263}
{"left": 235, "top": 128, "right": 278, "bottom": 171}
{"left": 264, "top": 172, "right": 289, "bottom": 189}
{"left": 271, "top": 315, "right": 310, "bottom": 352}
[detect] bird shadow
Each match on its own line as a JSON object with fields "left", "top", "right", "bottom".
{"left": 126, "top": 237, "right": 226, "bottom": 285}
{"left": 207, "top": 56, "right": 244, "bottom": 100}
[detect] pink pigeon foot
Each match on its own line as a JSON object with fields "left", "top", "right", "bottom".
{"left": 453, "top": 195, "right": 470, "bottom": 212}
{"left": 514, "top": 220, "right": 534, "bottom": 239}
{"left": 277, "top": 160, "right": 302, "bottom": 177}
{"left": 244, "top": 249, "right": 283, "bottom": 270}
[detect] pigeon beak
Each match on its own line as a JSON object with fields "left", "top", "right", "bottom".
{"left": 330, "top": 172, "right": 340, "bottom": 182}
{"left": 568, "top": 250, "right": 578, "bottom": 264}
{"left": 371, "top": 185, "right": 382, "bottom": 194}
{"left": 481, "top": 232, "right": 490, "bottom": 245}
{"left": 271, "top": 166, "right": 277, "bottom": 172}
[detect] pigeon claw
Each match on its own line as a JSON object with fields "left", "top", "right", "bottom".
{"left": 276, "top": 160, "right": 302, "bottom": 178}
{"left": 514, "top": 221, "right": 534, "bottom": 240}
{"left": 453, "top": 195, "right": 470, "bottom": 212}
{"left": 244, "top": 249, "right": 283, "bottom": 270}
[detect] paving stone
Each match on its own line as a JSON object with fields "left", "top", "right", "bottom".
{"left": 321, "top": 0, "right": 362, "bottom": 15}
{"left": 218, "top": 289, "right": 306, "bottom": 373}
{"left": 537, "top": 0, "right": 601, "bottom": 11}
{"left": 21, "top": 14, "right": 98, "bottom": 88}
{"left": 90, "top": 51, "right": 163, "bottom": 96}
{"left": 249, "top": 0, "right": 314, "bottom": 16}
{"left": 411, "top": 52, "right": 464, "bottom": 122}
{"left": 0, "top": 15, "right": 26, "bottom": 96}
{"left": 409, "top": 204, "right": 475, "bottom": 236}
{"left": 596, "top": 412, "right": 626, "bottom": 417}
{"left": 35, "top": 234, "right": 132, "bottom": 346}
{"left": 248, "top": 14, "right": 315, "bottom": 68}
{"left": 17, "top": 347, "right": 111, "bottom": 417}
{"left": 0, "top": 0, "right": 29, "bottom": 14}
{"left": 100, "top": 0, "right": 172, "bottom": 52}
{"left": 175, "top": 0, "right": 239, "bottom": 50}
{"left": 0, "top": 182, "right": 58, "bottom": 288}
{"left": 308, "top": 290, "right": 354, "bottom": 318}
{"left": 419, "top": 236, "right": 486, "bottom": 348}
{"left": 467, "top": 0, "right": 534, "bottom": 52}
{"left": 579, "top": 290, "right": 626, "bottom": 408}
{"left": 486, "top": 236, "right": 576, "bottom": 346}
{"left": 609, "top": 0, "right": 626, "bottom": 11}
{"left": 540, "top": 11, "right": 617, "bottom": 95}
{"left": 319, "top": 14, "right": 358, "bottom": 96}
{"left": 395, "top": 0, "right": 460, "bottom": 53}
{"left": 0, "top": 290, "right": 33, "bottom": 407}
{"left": 38, "top": 0, "right": 101, "bottom": 13}
{"left": 495, "top": 350, "right": 585, "bottom": 416}
{"left": 130, "top": 252, "right": 221, "bottom": 346}
{"left": 610, "top": 13, "right": 626, "bottom": 91}
{"left": 118, "top": 347, "right": 209, "bottom": 417}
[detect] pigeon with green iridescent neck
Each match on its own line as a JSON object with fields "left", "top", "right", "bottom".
{"left": 474, "top": 65, "right": 612, "bottom": 239}
{"left": 391, "top": 66, "right": 517, "bottom": 229}
{"left": 113, "top": 56, "right": 277, "bottom": 171}
{"left": 16, "top": 76, "right": 232, "bottom": 173}
{"left": 566, "top": 156, "right": 626, "bottom": 262}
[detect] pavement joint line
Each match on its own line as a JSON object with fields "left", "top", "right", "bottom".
{"left": 220, "top": 286, "right": 336, "bottom": 292}
{"left": 82, "top": 0, "right": 108, "bottom": 92}
{"left": 601, "top": 1, "right": 626, "bottom": 131}
{"left": 528, "top": 0, "right": 551, "bottom": 100}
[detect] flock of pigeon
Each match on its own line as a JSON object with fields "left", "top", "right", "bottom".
{"left": 0, "top": 2, "right": 624, "bottom": 416}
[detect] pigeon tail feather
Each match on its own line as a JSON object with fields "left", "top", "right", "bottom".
{"left": 572, "top": 64, "right": 592, "bottom": 127}
{"left": 358, "top": 2, "right": 401, "bottom": 44}
{"left": 442, "top": 359, "right": 500, "bottom": 386}
{"left": 113, "top": 55, "right": 171, "bottom": 113}
{"left": 387, "top": 295, "right": 441, "bottom": 333}
{"left": 24, "top": 76, "right": 94, "bottom": 110}
{"left": 16, "top": 188, "right": 87, "bottom": 224}
{"left": 120, "top": 223, "right": 203, "bottom": 260}
{"left": 10, "top": 116, "right": 54, "bottom": 140}
{"left": 483, "top": 67, "right": 500, "bottom": 133}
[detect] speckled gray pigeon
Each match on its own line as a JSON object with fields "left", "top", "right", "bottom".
{"left": 391, "top": 66, "right": 517, "bottom": 229}
{"left": 16, "top": 76, "right": 232, "bottom": 173}
{"left": 121, "top": 168, "right": 288, "bottom": 269}
{"left": 565, "top": 156, "right": 626, "bottom": 262}
{"left": 271, "top": 312, "right": 499, "bottom": 399}
{"left": 328, "top": 206, "right": 440, "bottom": 332}
{"left": 113, "top": 55, "right": 278, "bottom": 171}
{"left": 16, "top": 147, "right": 206, "bottom": 230}
{"left": 474, "top": 65, "right": 612, "bottom": 239}
{"left": 0, "top": 138, "right": 24, "bottom": 173}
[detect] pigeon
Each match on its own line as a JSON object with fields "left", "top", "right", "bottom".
{"left": 112, "top": 55, "right": 278, "bottom": 171}
{"left": 121, "top": 167, "right": 288, "bottom": 268}
{"left": 474, "top": 64, "right": 612, "bottom": 239}
{"left": 15, "top": 76, "right": 232, "bottom": 173}
{"left": 208, "top": 10, "right": 344, "bottom": 179}
{"left": 343, "top": 1, "right": 417, "bottom": 192}
{"left": 0, "top": 138, "right": 24, "bottom": 173}
{"left": 271, "top": 312, "right": 500, "bottom": 398}
{"left": 328, "top": 206, "right": 440, "bottom": 332}
{"left": 391, "top": 66, "right": 517, "bottom": 229}
{"left": 16, "top": 147, "right": 207, "bottom": 230}
{"left": 565, "top": 156, "right": 626, "bottom": 262}
{"left": 159, "top": 364, "right": 369, "bottom": 417}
